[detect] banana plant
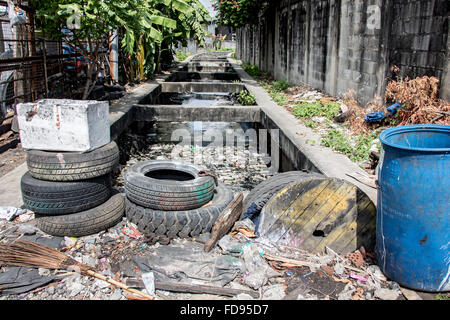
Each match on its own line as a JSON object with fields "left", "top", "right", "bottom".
{"left": 121, "top": 0, "right": 210, "bottom": 78}
{"left": 33, "top": 0, "right": 210, "bottom": 96}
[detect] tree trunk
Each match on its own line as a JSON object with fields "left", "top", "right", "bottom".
{"left": 82, "top": 61, "right": 97, "bottom": 100}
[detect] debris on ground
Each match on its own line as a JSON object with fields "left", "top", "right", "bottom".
{"left": 0, "top": 197, "right": 410, "bottom": 301}
{"left": 385, "top": 72, "right": 449, "bottom": 126}
{"left": 0, "top": 207, "right": 33, "bottom": 222}
{"left": 0, "top": 145, "right": 26, "bottom": 179}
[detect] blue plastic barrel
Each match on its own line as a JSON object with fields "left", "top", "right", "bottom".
{"left": 377, "top": 124, "right": 450, "bottom": 292}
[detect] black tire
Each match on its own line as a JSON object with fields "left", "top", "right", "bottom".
{"left": 35, "top": 193, "right": 125, "bottom": 237}
{"left": 126, "top": 183, "right": 234, "bottom": 238}
{"left": 26, "top": 141, "right": 119, "bottom": 181}
{"left": 124, "top": 160, "right": 215, "bottom": 211}
{"left": 242, "top": 171, "right": 324, "bottom": 221}
{"left": 21, "top": 172, "right": 111, "bottom": 215}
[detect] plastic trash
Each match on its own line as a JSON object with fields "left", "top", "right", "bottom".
{"left": 365, "top": 103, "right": 402, "bottom": 123}
{"left": 121, "top": 225, "right": 142, "bottom": 239}
{"left": 262, "top": 284, "right": 286, "bottom": 300}
{"left": 142, "top": 272, "right": 155, "bottom": 296}
{"left": 241, "top": 243, "right": 279, "bottom": 290}
{"left": 0, "top": 206, "right": 32, "bottom": 221}
{"left": 350, "top": 273, "right": 368, "bottom": 282}
{"left": 218, "top": 234, "right": 246, "bottom": 254}
{"left": 7, "top": 0, "right": 26, "bottom": 27}
{"left": 365, "top": 111, "right": 386, "bottom": 123}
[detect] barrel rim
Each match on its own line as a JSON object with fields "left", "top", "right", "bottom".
{"left": 379, "top": 124, "right": 450, "bottom": 152}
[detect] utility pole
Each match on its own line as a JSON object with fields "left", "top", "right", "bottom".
{"left": 109, "top": 30, "right": 119, "bottom": 83}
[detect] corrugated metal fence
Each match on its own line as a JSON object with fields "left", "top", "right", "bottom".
{"left": 0, "top": 0, "right": 87, "bottom": 121}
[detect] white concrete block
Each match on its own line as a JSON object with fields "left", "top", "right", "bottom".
{"left": 16, "top": 99, "right": 110, "bottom": 152}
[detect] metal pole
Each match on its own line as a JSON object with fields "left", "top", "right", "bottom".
{"left": 42, "top": 29, "right": 48, "bottom": 97}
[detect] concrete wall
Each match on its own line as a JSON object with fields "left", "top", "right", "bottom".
{"left": 236, "top": 0, "right": 449, "bottom": 105}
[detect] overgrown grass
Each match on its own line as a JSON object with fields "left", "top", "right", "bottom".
{"left": 304, "top": 120, "right": 318, "bottom": 129}
{"left": 270, "top": 91, "right": 289, "bottom": 106}
{"left": 321, "top": 129, "right": 380, "bottom": 163}
{"left": 246, "top": 68, "right": 384, "bottom": 166}
{"left": 272, "top": 80, "right": 293, "bottom": 91}
{"left": 293, "top": 101, "right": 340, "bottom": 120}
{"left": 435, "top": 293, "right": 450, "bottom": 300}
{"left": 258, "top": 80, "right": 290, "bottom": 106}
{"left": 242, "top": 62, "right": 262, "bottom": 77}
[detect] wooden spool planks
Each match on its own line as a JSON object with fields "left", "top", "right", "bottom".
{"left": 258, "top": 177, "right": 376, "bottom": 255}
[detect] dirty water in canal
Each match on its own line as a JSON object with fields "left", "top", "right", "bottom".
{"left": 115, "top": 120, "right": 274, "bottom": 195}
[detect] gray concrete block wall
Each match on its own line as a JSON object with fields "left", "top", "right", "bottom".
{"left": 236, "top": 0, "right": 449, "bottom": 105}
{"left": 388, "top": 0, "right": 448, "bottom": 82}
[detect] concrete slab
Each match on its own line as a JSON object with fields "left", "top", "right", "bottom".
{"left": 162, "top": 82, "right": 245, "bottom": 93}
{"left": 166, "top": 72, "right": 240, "bottom": 82}
{"left": 109, "top": 81, "right": 159, "bottom": 139}
{"left": 0, "top": 81, "right": 160, "bottom": 209}
{"left": 133, "top": 104, "right": 261, "bottom": 123}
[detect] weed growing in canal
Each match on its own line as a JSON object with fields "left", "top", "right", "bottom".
{"left": 175, "top": 51, "right": 191, "bottom": 62}
{"left": 231, "top": 90, "right": 257, "bottom": 106}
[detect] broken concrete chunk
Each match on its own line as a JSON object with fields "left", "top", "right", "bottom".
{"left": 67, "top": 282, "right": 84, "bottom": 297}
{"left": 374, "top": 288, "right": 400, "bottom": 300}
{"left": 16, "top": 99, "right": 110, "bottom": 152}
{"left": 234, "top": 293, "right": 255, "bottom": 300}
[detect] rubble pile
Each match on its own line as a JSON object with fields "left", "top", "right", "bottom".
{"left": 0, "top": 209, "right": 406, "bottom": 300}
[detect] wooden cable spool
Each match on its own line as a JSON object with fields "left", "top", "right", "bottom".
{"left": 257, "top": 177, "right": 377, "bottom": 255}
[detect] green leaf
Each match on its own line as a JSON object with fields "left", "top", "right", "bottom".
{"left": 149, "top": 27, "right": 163, "bottom": 42}
{"left": 170, "top": 0, "right": 193, "bottom": 13}
{"left": 122, "top": 29, "right": 135, "bottom": 54}
{"left": 150, "top": 16, "right": 177, "bottom": 29}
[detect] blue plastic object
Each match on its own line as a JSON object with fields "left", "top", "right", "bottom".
{"left": 365, "top": 112, "right": 386, "bottom": 122}
{"left": 377, "top": 125, "right": 450, "bottom": 292}
{"left": 386, "top": 103, "right": 402, "bottom": 115}
{"left": 365, "top": 103, "right": 402, "bottom": 123}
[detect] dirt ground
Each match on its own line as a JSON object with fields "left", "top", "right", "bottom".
{"left": 0, "top": 143, "right": 26, "bottom": 179}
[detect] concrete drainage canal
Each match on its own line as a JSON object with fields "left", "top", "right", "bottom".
{"left": 1, "top": 52, "right": 388, "bottom": 301}
{"left": 113, "top": 52, "right": 377, "bottom": 254}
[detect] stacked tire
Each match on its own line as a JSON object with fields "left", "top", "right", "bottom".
{"left": 22, "top": 141, "right": 125, "bottom": 237}
{"left": 124, "top": 160, "right": 234, "bottom": 239}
